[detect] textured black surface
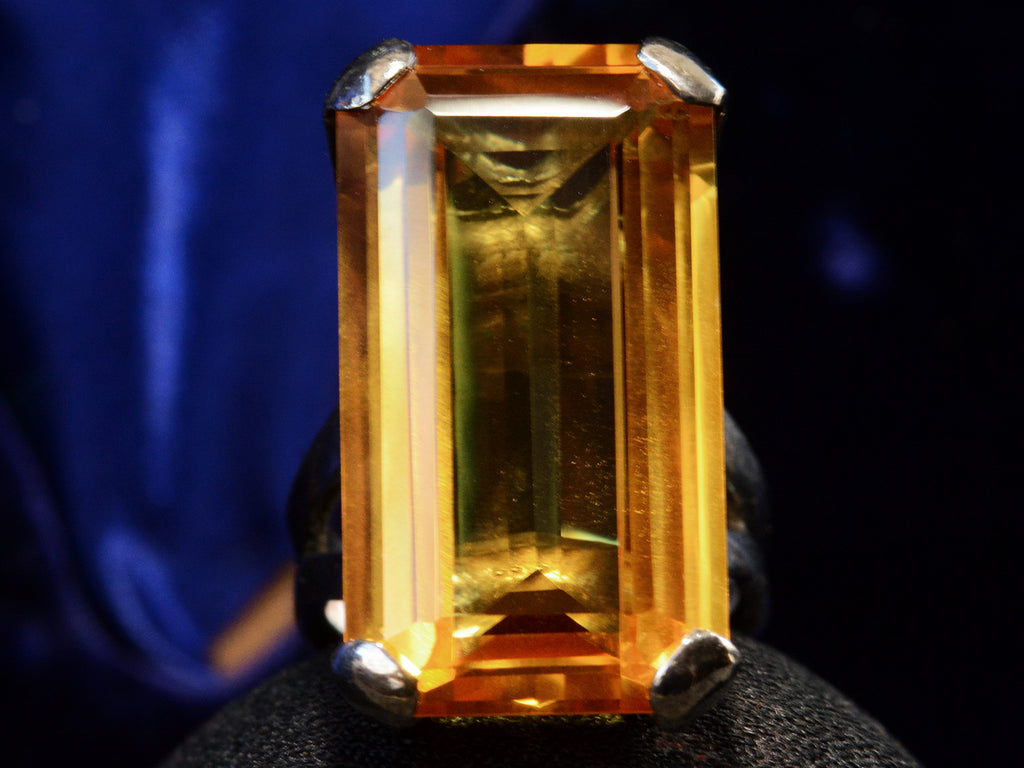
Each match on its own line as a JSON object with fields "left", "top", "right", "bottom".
{"left": 160, "top": 636, "right": 921, "bottom": 768}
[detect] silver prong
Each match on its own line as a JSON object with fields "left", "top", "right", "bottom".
{"left": 649, "top": 629, "right": 740, "bottom": 730}
{"left": 324, "top": 38, "right": 416, "bottom": 113}
{"left": 330, "top": 639, "right": 419, "bottom": 727}
{"left": 638, "top": 37, "right": 726, "bottom": 107}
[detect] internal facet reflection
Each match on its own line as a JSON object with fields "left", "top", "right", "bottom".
{"left": 448, "top": 126, "right": 618, "bottom": 611}
{"left": 331, "top": 43, "right": 729, "bottom": 718}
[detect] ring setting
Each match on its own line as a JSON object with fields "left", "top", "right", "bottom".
{"left": 323, "top": 38, "right": 740, "bottom": 728}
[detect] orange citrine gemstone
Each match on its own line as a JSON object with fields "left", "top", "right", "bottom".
{"left": 329, "top": 43, "right": 728, "bottom": 717}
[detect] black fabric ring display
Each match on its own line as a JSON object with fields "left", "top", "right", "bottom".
{"left": 160, "top": 635, "right": 921, "bottom": 768}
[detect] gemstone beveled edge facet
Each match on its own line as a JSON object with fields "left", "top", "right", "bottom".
{"left": 324, "top": 37, "right": 728, "bottom": 114}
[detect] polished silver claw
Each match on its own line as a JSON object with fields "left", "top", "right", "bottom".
{"left": 649, "top": 629, "right": 740, "bottom": 731}
{"left": 638, "top": 37, "right": 726, "bottom": 108}
{"left": 330, "top": 639, "right": 419, "bottom": 727}
{"left": 324, "top": 38, "right": 416, "bottom": 113}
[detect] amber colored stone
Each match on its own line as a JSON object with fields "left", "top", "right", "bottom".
{"left": 329, "top": 43, "right": 728, "bottom": 717}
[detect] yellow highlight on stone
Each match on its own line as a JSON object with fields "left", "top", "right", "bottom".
{"left": 330, "top": 43, "right": 729, "bottom": 717}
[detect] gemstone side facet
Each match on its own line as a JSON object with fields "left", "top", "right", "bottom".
{"left": 330, "top": 43, "right": 728, "bottom": 717}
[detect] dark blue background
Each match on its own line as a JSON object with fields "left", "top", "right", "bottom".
{"left": 2, "top": 2, "right": 1019, "bottom": 767}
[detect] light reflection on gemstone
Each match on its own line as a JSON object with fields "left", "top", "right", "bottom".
{"left": 428, "top": 95, "right": 630, "bottom": 118}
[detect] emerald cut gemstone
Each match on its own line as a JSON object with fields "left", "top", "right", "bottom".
{"left": 328, "top": 42, "right": 729, "bottom": 717}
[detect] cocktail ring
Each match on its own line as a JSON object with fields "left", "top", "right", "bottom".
{"left": 292, "top": 37, "right": 768, "bottom": 730}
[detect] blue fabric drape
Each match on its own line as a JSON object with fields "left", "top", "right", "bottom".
{"left": 0, "top": 0, "right": 542, "bottom": 755}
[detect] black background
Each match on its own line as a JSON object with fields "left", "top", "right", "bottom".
{"left": 524, "top": 3, "right": 1021, "bottom": 767}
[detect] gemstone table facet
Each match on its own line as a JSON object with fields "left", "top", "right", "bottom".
{"left": 328, "top": 43, "right": 729, "bottom": 717}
